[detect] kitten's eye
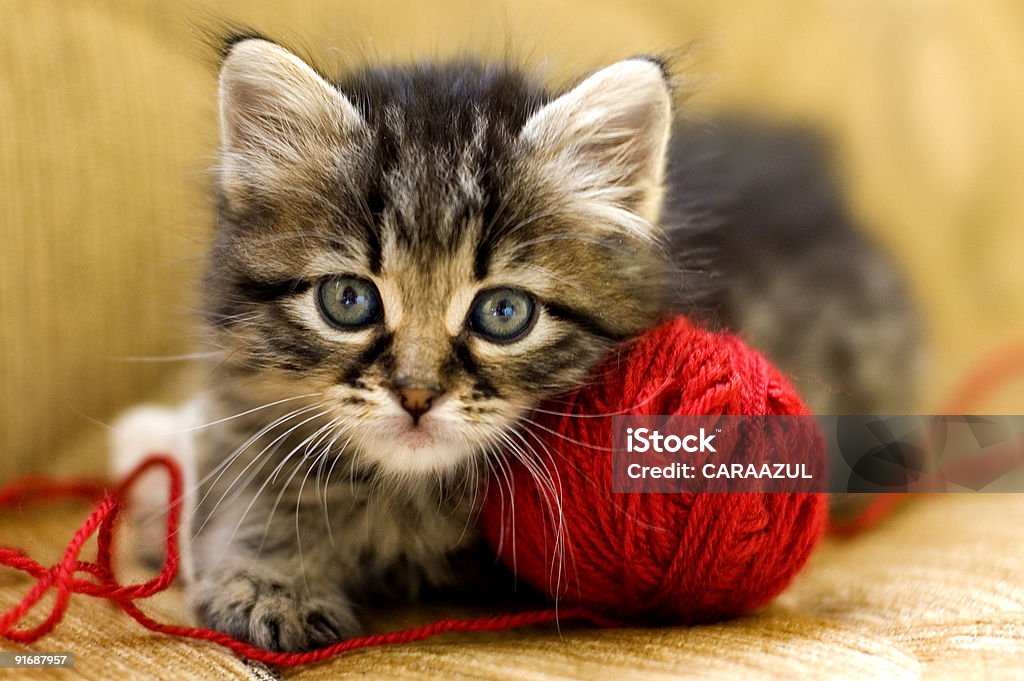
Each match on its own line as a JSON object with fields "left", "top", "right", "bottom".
{"left": 317, "top": 276, "right": 382, "bottom": 329}
{"left": 469, "top": 288, "right": 536, "bottom": 343}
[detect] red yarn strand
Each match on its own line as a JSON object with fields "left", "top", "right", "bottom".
{"left": 827, "top": 495, "right": 907, "bottom": 538}
{"left": 941, "top": 338, "right": 1024, "bottom": 413}
{"left": 0, "top": 455, "right": 612, "bottom": 666}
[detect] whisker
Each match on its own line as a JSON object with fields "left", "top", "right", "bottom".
{"left": 197, "top": 407, "right": 328, "bottom": 541}
{"left": 208, "top": 408, "right": 334, "bottom": 569}
{"left": 527, "top": 374, "right": 675, "bottom": 419}
{"left": 134, "top": 402, "right": 321, "bottom": 530}
{"left": 178, "top": 393, "right": 322, "bottom": 433}
{"left": 514, "top": 414, "right": 618, "bottom": 452}
{"left": 190, "top": 403, "right": 323, "bottom": 523}
{"left": 506, "top": 426, "right": 578, "bottom": 604}
{"left": 110, "top": 351, "right": 226, "bottom": 363}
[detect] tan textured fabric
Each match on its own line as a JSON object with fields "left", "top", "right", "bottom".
{"left": 3, "top": 0, "right": 1024, "bottom": 678}
{"left": 2, "top": 493, "right": 1023, "bottom": 679}
{"left": 0, "top": 0, "right": 213, "bottom": 479}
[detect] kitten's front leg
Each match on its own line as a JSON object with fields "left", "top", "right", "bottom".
{"left": 189, "top": 485, "right": 359, "bottom": 652}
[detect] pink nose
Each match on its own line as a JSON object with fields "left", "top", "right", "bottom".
{"left": 396, "top": 386, "right": 441, "bottom": 425}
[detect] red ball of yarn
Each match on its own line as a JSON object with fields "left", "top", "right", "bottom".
{"left": 477, "top": 316, "right": 828, "bottom": 623}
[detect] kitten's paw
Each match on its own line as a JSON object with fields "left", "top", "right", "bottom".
{"left": 191, "top": 570, "right": 358, "bottom": 652}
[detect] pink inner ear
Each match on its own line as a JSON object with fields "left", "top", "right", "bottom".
{"left": 519, "top": 60, "right": 672, "bottom": 207}
{"left": 218, "top": 39, "right": 362, "bottom": 155}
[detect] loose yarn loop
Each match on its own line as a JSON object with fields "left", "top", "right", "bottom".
{"left": 478, "top": 317, "right": 828, "bottom": 622}
{"left": 0, "top": 455, "right": 614, "bottom": 667}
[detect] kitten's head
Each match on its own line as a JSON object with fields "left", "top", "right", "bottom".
{"left": 206, "top": 39, "right": 674, "bottom": 478}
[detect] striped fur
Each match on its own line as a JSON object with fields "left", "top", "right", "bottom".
{"left": 192, "top": 39, "right": 674, "bottom": 651}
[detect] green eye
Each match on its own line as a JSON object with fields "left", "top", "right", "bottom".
{"left": 317, "top": 276, "right": 382, "bottom": 329}
{"left": 469, "top": 288, "right": 536, "bottom": 343}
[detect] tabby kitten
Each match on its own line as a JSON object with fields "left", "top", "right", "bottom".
{"left": 183, "top": 37, "right": 918, "bottom": 651}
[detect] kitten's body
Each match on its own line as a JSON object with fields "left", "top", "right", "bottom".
{"left": 666, "top": 120, "right": 920, "bottom": 413}
{"left": 175, "top": 40, "right": 919, "bottom": 651}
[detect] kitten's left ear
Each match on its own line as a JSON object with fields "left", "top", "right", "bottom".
{"left": 217, "top": 39, "right": 364, "bottom": 200}
{"left": 520, "top": 59, "right": 673, "bottom": 229}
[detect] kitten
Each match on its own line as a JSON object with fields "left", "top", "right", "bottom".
{"left": 168, "top": 37, "right": 919, "bottom": 651}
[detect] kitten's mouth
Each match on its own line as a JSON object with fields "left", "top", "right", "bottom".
{"left": 394, "top": 425, "right": 436, "bottom": 449}
{"left": 332, "top": 392, "right": 515, "bottom": 477}
{"left": 347, "top": 404, "right": 487, "bottom": 477}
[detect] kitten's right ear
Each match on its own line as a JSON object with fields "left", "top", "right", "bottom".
{"left": 519, "top": 59, "right": 673, "bottom": 232}
{"left": 218, "top": 39, "right": 363, "bottom": 163}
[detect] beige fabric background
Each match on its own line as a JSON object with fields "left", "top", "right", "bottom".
{"left": 2, "top": 0, "right": 1024, "bottom": 678}
{"left": 3, "top": 0, "right": 1024, "bottom": 479}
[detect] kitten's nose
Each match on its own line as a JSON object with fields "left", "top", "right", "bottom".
{"left": 394, "top": 385, "right": 442, "bottom": 425}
